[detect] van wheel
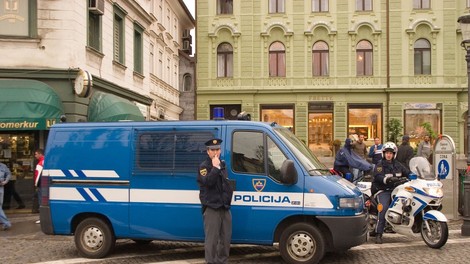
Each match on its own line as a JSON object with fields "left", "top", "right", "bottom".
{"left": 279, "top": 223, "right": 325, "bottom": 264}
{"left": 74, "top": 218, "right": 115, "bottom": 258}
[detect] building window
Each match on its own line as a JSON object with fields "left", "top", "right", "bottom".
{"left": 134, "top": 23, "right": 144, "bottom": 74}
{"left": 183, "top": 74, "right": 192, "bottom": 92}
{"left": 269, "top": 0, "right": 285, "bottom": 13}
{"left": 217, "top": 0, "right": 233, "bottom": 14}
{"left": 149, "top": 43, "right": 154, "bottom": 75}
{"left": 261, "top": 105, "right": 294, "bottom": 131}
{"left": 312, "top": 41, "right": 329, "bottom": 76}
{"left": 308, "top": 103, "right": 334, "bottom": 157}
{"left": 414, "top": 39, "right": 431, "bottom": 75}
{"left": 88, "top": 12, "right": 102, "bottom": 51}
{"left": 413, "top": 0, "right": 431, "bottom": 9}
{"left": 404, "top": 105, "right": 441, "bottom": 146}
{"left": 356, "top": 0, "right": 372, "bottom": 11}
{"left": 0, "top": 0, "right": 36, "bottom": 37}
{"left": 348, "top": 105, "right": 382, "bottom": 142}
{"left": 269, "top": 42, "right": 286, "bottom": 77}
{"left": 217, "top": 43, "right": 233, "bottom": 77}
{"left": 468, "top": 0, "right": 470, "bottom": 8}
{"left": 312, "top": 0, "right": 329, "bottom": 12}
{"left": 113, "top": 5, "right": 127, "bottom": 64}
{"left": 356, "top": 40, "right": 373, "bottom": 76}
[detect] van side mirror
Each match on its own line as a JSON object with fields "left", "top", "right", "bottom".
{"left": 280, "top": 160, "right": 297, "bottom": 185}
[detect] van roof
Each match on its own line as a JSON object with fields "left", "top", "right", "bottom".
{"left": 50, "top": 120, "right": 281, "bottom": 129}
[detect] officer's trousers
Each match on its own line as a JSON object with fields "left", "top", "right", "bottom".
{"left": 203, "top": 207, "right": 232, "bottom": 264}
{"left": 376, "top": 190, "right": 392, "bottom": 234}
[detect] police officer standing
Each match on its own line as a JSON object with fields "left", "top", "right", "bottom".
{"left": 197, "top": 138, "right": 234, "bottom": 264}
{"left": 371, "top": 142, "right": 410, "bottom": 244}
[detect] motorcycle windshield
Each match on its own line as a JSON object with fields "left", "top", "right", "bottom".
{"left": 409, "top": 156, "right": 436, "bottom": 180}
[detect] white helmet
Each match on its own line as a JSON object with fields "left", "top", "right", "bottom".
{"left": 382, "top": 141, "right": 398, "bottom": 159}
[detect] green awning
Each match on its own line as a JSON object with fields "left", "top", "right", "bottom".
{"left": 0, "top": 79, "right": 64, "bottom": 130}
{"left": 88, "top": 91, "right": 145, "bottom": 122}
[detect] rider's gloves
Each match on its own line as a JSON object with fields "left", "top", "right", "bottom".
{"left": 386, "top": 177, "right": 400, "bottom": 184}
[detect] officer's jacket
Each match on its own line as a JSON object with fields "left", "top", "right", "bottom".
{"left": 197, "top": 157, "right": 234, "bottom": 210}
{"left": 372, "top": 159, "right": 411, "bottom": 193}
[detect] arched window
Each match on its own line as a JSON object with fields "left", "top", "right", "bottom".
{"left": 356, "top": 40, "right": 373, "bottom": 76}
{"left": 414, "top": 38, "right": 431, "bottom": 75}
{"left": 269, "top": 41, "right": 286, "bottom": 77}
{"left": 183, "top": 73, "right": 192, "bottom": 91}
{"left": 312, "top": 41, "right": 329, "bottom": 76}
{"left": 217, "top": 43, "right": 233, "bottom": 77}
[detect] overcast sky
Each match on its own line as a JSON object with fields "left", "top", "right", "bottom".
{"left": 183, "top": 0, "right": 195, "bottom": 17}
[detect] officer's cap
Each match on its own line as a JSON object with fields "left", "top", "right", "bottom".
{"left": 205, "top": 138, "right": 222, "bottom": 149}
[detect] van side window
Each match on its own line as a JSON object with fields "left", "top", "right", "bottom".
{"left": 267, "top": 136, "right": 287, "bottom": 181}
{"left": 232, "top": 131, "right": 265, "bottom": 174}
{"left": 135, "top": 131, "right": 212, "bottom": 172}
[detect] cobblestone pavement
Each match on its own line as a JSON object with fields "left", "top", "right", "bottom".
{"left": 1, "top": 214, "right": 469, "bottom": 264}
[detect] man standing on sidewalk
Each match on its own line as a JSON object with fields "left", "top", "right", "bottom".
{"left": 33, "top": 149, "right": 44, "bottom": 223}
{"left": 0, "top": 161, "right": 12, "bottom": 230}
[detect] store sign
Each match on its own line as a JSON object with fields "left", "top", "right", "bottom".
{"left": 0, "top": 118, "right": 58, "bottom": 130}
{"left": 433, "top": 134, "right": 455, "bottom": 180}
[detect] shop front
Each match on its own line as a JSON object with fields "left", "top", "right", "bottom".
{"left": 0, "top": 79, "right": 64, "bottom": 211}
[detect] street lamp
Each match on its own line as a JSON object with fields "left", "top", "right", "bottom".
{"left": 458, "top": 14, "right": 470, "bottom": 236}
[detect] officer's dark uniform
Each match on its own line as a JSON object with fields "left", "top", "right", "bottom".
{"left": 197, "top": 138, "right": 234, "bottom": 264}
{"left": 371, "top": 157, "right": 410, "bottom": 243}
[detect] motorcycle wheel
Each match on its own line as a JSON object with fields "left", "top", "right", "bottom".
{"left": 421, "top": 220, "right": 448, "bottom": 249}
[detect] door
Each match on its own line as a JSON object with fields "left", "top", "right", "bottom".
{"left": 226, "top": 126, "right": 304, "bottom": 243}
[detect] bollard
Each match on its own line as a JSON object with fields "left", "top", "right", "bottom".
{"left": 462, "top": 177, "right": 470, "bottom": 236}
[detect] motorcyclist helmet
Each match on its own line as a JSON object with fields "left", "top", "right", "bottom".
{"left": 382, "top": 141, "right": 398, "bottom": 159}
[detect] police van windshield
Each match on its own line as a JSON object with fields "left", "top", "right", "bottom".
{"left": 273, "top": 127, "right": 331, "bottom": 176}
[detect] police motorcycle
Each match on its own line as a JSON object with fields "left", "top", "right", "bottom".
{"left": 357, "top": 156, "right": 448, "bottom": 248}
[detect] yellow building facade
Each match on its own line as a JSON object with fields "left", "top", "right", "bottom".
{"left": 196, "top": 0, "right": 469, "bottom": 158}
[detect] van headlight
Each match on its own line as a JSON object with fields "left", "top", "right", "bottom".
{"left": 339, "top": 196, "right": 363, "bottom": 209}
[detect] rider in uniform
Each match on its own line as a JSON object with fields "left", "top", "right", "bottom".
{"left": 197, "top": 138, "right": 234, "bottom": 264}
{"left": 371, "top": 141, "right": 411, "bottom": 244}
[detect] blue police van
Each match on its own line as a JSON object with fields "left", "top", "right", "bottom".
{"left": 40, "top": 115, "right": 367, "bottom": 264}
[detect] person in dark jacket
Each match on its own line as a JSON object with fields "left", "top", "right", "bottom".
{"left": 333, "top": 138, "right": 373, "bottom": 183}
{"left": 197, "top": 138, "right": 234, "bottom": 264}
{"left": 371, "top": 142, "right": 411, "bottom": 244}
{"left": 396, "top": 135, "right": 414, "bottom": 170}
{"left": 368, "top": 137, "right": 383, "bottom": 165}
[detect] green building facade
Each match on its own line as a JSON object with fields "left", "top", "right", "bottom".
{"left": 196, "top": 1, "right": 469, "bottom": 159}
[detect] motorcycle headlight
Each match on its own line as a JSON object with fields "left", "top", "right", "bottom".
{"left": 339, "top": 196, "right": 363, "bottom": 209}
{"left": 423, "top": 187, "right": 443, "bottom": 197}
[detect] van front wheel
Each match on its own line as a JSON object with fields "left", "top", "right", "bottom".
{"left": 279, "top": 223, "right": 325, "bottom": 264}
{"left": 74, "top": 217, "right": 115, "bottom": 258}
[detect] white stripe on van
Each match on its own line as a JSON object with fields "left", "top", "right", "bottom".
{"left": 69, "top": 170, "right": 79, "bottom": 177}
{"left": 82, "top": 170, "right": 120, "bottom": 178}
{"left": 304, "top": 193, "right": 334, "bottom": 208}
{"left": 50, "top": 187, "right": 129, "bottom": 202}
{"left": 49, "top": 188, "right": 334, "bottom": 209}
{"left": 43, "top": 169, "right": 66, "bottom": 177}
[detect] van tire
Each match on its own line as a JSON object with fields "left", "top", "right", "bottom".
{"left": 279, "top": 223, "right": 325, "bottom": 264}
{"left": 74, "top": 217, "right": 115, "bottom": 258}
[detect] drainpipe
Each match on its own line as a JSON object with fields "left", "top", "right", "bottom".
{"left": 386, "top": 0, "right": 391, "bottom": 140}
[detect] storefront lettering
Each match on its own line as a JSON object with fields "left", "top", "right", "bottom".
{"left": 0, "top": 121, "right": 39, "bottom": 129}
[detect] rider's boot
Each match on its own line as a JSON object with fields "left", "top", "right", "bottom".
{"left": 375, "top": 233, "right": 383, "bottom": 244}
